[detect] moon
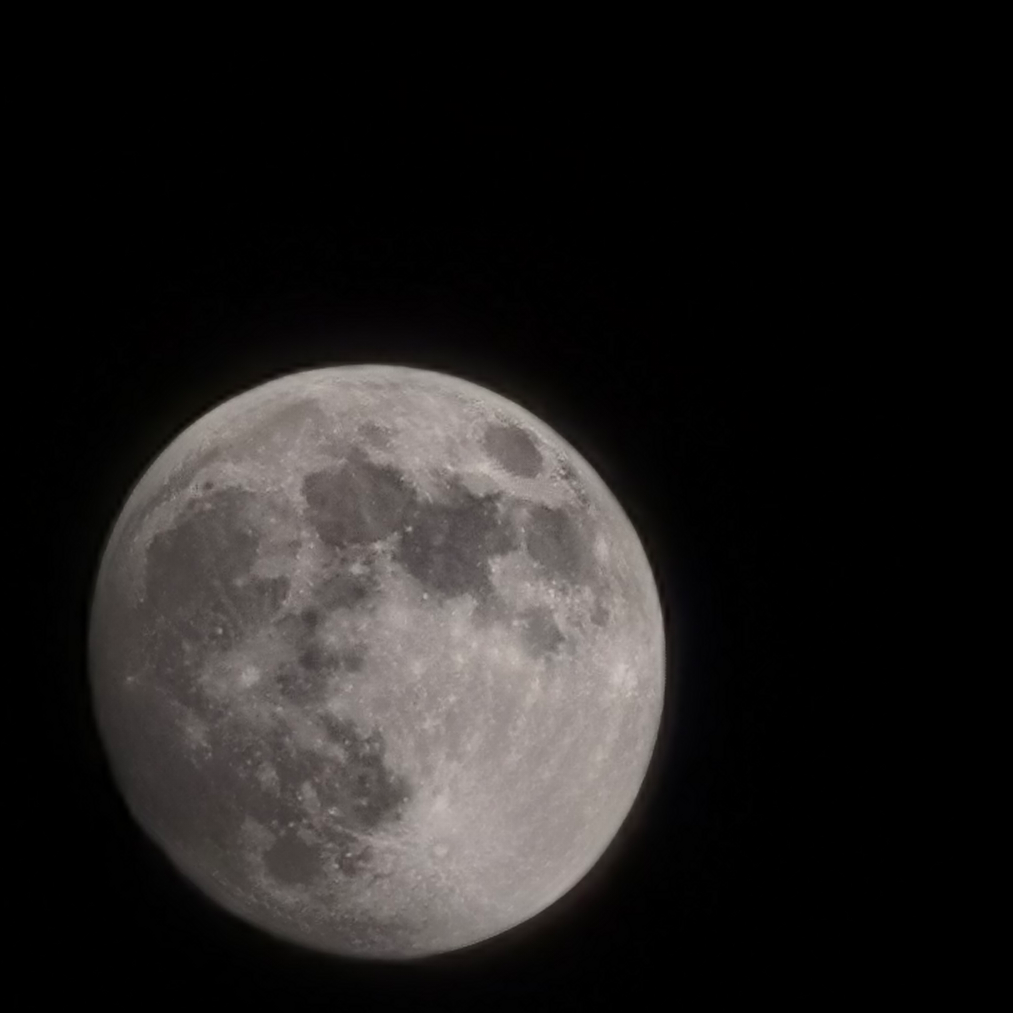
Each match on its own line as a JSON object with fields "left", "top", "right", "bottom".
{"left": 89, "top": 365, "right": 665, "bottom": 959}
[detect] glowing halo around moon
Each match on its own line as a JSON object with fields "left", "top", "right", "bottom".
{"left": 88, "top": 365, "right": 665, "bottom": 959}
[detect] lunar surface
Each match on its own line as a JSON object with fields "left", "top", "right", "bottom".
{"left": 89, "top": 366, "right": 664, "bottom": 959}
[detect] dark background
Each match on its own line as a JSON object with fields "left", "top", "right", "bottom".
{"left": 27, "top": 137, "right": 822, "bottom": 1006}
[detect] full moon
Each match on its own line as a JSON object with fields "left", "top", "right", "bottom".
{"left": 89, "top": 366, "right": 665, "bottom": 959}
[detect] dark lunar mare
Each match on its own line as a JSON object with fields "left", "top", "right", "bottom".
{"left": 517, "top": 604, "right": 565, "bottom": 656}
{"left": 96, "top": 480, "right": 413, "bottom": 902}
{"left": 96, "top": 488, "right": 292, "bottom": 885}
{"left": 315, "top": 569, "right": 377, "bottom": 609}
{"left": 271, "top": 605, "right": 366, "bottom": 706}
{"left": 302, "top": 451, "right": 413, "bottom": 547}
{"left": 303, "top": 451, "right": 520, "bottom": 604}
{"left": 318, "top": 714, "right": 412, "bottom": 828}
{"left": 301, "top": 444, "right": 525, "bottom": 603}
{"left": 482, "top": 422, "right": 543, "bottom": 478}
{"left": 144, "top": 487, "right": 291, "bottom": 703}
{"left": 395, "top": 480, "right": 518, "bottom": 601}
{"left": 258, "top": 716, "right": 410, "bottom": 886}
{"left": 523, "top": 504, "right": 593, "bottom": 585}
{"left": 262, "top": 833, "right": 322, "bottom": 885}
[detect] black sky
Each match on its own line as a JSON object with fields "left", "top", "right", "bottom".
{"left": 25, "top": 130, "right": 824, "bottom": 1007}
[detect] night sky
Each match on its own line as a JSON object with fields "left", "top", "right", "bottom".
{"left": 26, "top": 129, "right": 824, "bottom": 1006}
